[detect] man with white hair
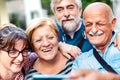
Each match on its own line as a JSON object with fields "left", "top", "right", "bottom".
{"left": 50, "top": 0, "right": 92, "bottom": 53}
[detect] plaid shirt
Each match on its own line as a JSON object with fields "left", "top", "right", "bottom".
{"left": 15, "top": 72, "right": 24, "bottom": 80}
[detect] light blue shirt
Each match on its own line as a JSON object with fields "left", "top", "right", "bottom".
{"left": 72, "top": 32, "right": 120, "bottom": 74}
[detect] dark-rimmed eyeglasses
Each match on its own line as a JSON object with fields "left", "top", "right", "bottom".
{"left": 3, "top": 49, "right": 30, "bottom": 58}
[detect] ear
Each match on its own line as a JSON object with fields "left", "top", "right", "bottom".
{"left": 111, "top": 17, "right": 117, "bottom": 31}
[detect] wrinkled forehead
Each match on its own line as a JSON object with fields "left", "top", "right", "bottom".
{"left": 54, "top": 0, "right": 76, "bottom": 7}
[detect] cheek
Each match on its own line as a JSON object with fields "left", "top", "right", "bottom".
{"left": 85, "top": 28, "right": 91, "bottom": 35}
{"left": 51, "top": 39, "right": 59, "bottom": 50}
{"left": 33, "top": 44, "right": 40, "bottom": 52}
{"left": 71, "top": 9, "right": 80, "bottom": 16}
{"left": 53, "top": 39, "right": 59, "bottom": 46}
{"left": 55, "top": 11, "right": 65, "bottom": 21}
{"left": 0, "top": 55, "right": 12, "bottom": 67}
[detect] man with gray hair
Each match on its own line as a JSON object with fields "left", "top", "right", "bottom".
{"left": 50, "top": 0, "right": 92, "bottom": 53}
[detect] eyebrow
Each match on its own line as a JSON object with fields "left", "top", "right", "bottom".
{"left": 56, "top": 6, "right": 63, "bottom": 10}
{"left": 56, "top": 4, "right": 74, "bottom": 9}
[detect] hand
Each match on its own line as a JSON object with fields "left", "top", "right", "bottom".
{"left": 58, "top": 42, "right": 81, "bottom": 59}
{"left": 67, "top": 69, "right": 120, "bottom": 80}
{"left": 114, "top": 32, "right": 120, "bottom": 50}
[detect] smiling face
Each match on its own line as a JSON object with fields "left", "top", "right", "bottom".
{"left": 54, "top": 0, "right": 82, "bottom": 33}
{"left": 83, "top": 3, "right": 116, "bottom": 50}
{"left": 0, "top": 39, "right": 27, "bottom": 73}
{"left": 32, "top": 25, "right": 59, "bottom": 61}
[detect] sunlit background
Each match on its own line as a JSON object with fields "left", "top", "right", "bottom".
{"left": 0, "top": 0, "right": 120, "bottom": 31}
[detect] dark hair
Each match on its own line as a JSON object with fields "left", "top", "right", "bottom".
{"left": 0, "top": 25, "right": 31, "bottom": 50}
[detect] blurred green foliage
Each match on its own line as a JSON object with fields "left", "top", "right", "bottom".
{"left": 41, "top": 0, "right": 53, "bottom": 15}
{"left": 10, "top": 13, "right": 26, "bottom": 30}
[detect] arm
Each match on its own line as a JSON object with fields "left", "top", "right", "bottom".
{"left": 58, "top": 42, "right": 81, "bottom": 59}
{"left": 68, "top": 69, "right": 120, "bottom": 80}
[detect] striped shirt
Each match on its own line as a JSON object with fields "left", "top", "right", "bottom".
{"left": 24, "top": 59, "right": 73, "bottom": 80}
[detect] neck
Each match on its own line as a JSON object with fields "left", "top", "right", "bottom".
{"left": 34, "top": 51, "right": 67, "bottom": 74}
{"left": 97, "top": 46, "right": 106, "bottom": 54}
{"left": 37, "top": 51, "right": 63, "bottom": 67}
{"left": 96, "top": 33, "right": 113, "bottom": 54}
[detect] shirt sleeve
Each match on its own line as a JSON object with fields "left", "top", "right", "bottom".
{"left": 23, "top": 52, "right": 38, "bottom": 74}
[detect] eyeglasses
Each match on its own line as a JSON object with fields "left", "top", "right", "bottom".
{"left": 3, "top": 49, "right": 30, "bottom": 58}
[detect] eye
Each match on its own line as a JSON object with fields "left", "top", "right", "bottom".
{"left": 22, "top": 49, "right": 29, "bottom": 54}
{"left": 97, "top": 23, "right": 105, "bottom": 27}
{"left": 56, "top": 7, "right": 63, "bottom": 12}
{"left": 35, "top": 39, "right": 41, "bottom": 43}
{"left": 8, "top": 50, "right": 18, "bottom": 55}
{"left": 67, "top": 5, "right": 74, "bottom": 10}
{"left": 85, "top": 23, "right": 92, "bottom": 27}
{"left": 48, "top": 36, "right": 54, "bottom": 40}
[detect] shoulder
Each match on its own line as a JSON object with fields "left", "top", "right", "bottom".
{"left": 75, "top": 49, "right": 93, "bottom": 60}
{"left": 25, "top": 67, "right": 39, "bottom": 80}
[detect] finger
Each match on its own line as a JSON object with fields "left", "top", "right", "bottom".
{"left": 69, "top": 69, "right": 92, "bottom": 78}
{"left": 115, "top": 32, "right": 120, "bottom": 50}
{"left": 63, "top": 52, "right": 72, "bottom": 59}
{"left": 117, "top": 36, "right": 120, "bottom": 50}
{"left": 69, "top": 47, "right": 81, "bottom": 58}
{"left": 114, "top": 37, "right": 117, "bottom": 47}
{"left": 73, "top": 47, "right": 81, "bottom": 56}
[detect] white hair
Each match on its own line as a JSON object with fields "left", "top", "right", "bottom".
{"left": 50, "top": 0, "right": 82, "bottom": 13}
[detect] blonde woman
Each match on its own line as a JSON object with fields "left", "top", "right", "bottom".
{"left": 25, "top": 18, "right": 74, "bottom": 79}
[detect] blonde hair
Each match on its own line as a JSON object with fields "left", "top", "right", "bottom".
{"left": 26, "top": 18, "right": 59, "bottom": 48}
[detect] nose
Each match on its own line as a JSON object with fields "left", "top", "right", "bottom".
{"left": 16, "top": 53, "right": 23, "bottom": 61}
{"left": 64, "top": 9, "right": 70, "bottom": 18}
{"left": 42, "top": 39, "right": 50, "bottom": 47}
{"left": 91, "top": 24, "right": 98, "bottom": 34}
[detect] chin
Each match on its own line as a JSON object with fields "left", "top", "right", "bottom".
{"left": 44, "top": 57, "right": 54, "bottom": 61}
{"left": 11, "top": 66, "right": 23, "bottom": 73}
{"left": 90, "top": 40, "right": 101, "bottom": 45}
{"left": 11, "top": 68, "right": 22, "bottom": 73}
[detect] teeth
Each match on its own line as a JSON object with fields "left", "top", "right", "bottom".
{"left": 42, "top": 48, "right": 52, "bottom": 52}
{"left": 13, "top": 62, "right": 21, "bottom": 65}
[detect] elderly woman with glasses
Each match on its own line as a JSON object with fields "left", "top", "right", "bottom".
{"left": 0, "top": 24, "right": 31, "bottom": 80}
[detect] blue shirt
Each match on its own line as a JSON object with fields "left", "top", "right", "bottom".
{"left": 72, "top": 32, "right": 120, "bottom": 74}
{"left": 56, "top": 20, "right": 92, "bottom": 52}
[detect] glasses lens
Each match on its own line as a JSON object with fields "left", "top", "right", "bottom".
{"left": 8, "top": 50, "right": 19, "bottom": 58}
{"left": 22, "top": 49, "right": 29, "bottom": 57}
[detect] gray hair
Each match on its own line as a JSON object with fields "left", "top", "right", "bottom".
{"left": 50, "top": 0, "right": 82, "bottom": 13}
